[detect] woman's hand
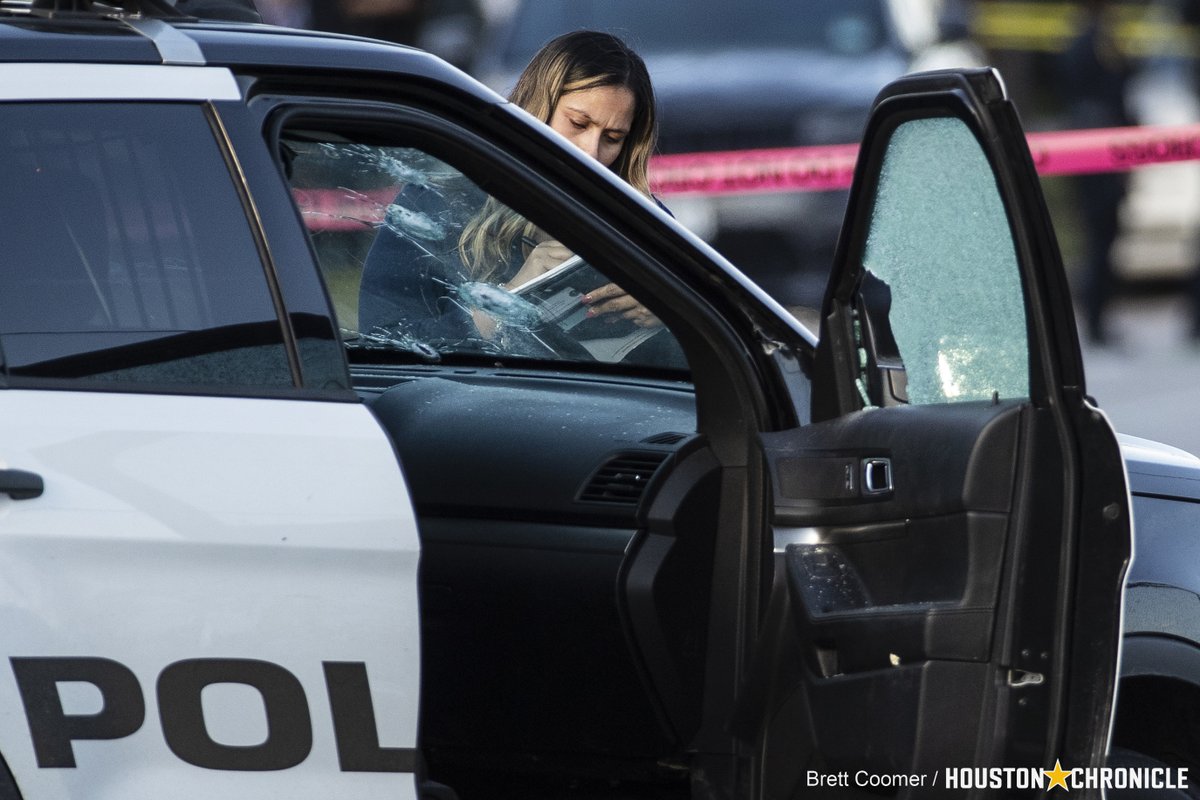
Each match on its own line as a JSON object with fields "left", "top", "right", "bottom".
{"left": 581, "top": 283, "right": 661, "bottom": 328}
{"left": 473, "top": 237, "right": 570, "bottom": 338}
{"left": 504, "top": 239, "right": 573, "bottom": 289}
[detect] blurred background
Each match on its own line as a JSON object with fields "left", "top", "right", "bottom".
{"left": 258, "top": 0, "right": 1200, "bottom": 455}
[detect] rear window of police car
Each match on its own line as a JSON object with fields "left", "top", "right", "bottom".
{"left": 0, "top": 102, "right": 292, "bottom": 390}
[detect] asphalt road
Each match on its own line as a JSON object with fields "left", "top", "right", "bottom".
{"left": 1083, "top": 294, "right": 1200, "bottom": 458}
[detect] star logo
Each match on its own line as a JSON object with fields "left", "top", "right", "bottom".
{"left": 1045, "top": 759, "right": 1072, "bottom": 791}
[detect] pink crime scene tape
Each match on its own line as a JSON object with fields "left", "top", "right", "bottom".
{"left": 1026, "top": 123, "right": 1200, "bottom": 177}
{"left": 647, "top": 122, "right": 1200, "bottom": 196}
{"left": 648, "top": 143, "right": 859, "bottom": 196}
{"left": 294, "top": 123, "right": 1200, "bottom": 230}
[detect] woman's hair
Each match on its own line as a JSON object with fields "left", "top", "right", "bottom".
{"left": 511, "top": 30, "right": 657, "bottom": 192}
{"left": 459, "top": 30, "right": 658, "bottom": 280}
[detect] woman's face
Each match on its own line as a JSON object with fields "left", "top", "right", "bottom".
{"left": 548, "top": 84, "right": 636, "bottom": 168}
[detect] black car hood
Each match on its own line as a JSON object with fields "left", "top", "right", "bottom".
{"left": 1121, "top": 433, "right": 1200, "bottom": 500}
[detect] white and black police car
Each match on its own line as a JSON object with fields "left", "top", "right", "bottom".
{"left": 0, "top": 1, "right": 1188, "bottom": 799}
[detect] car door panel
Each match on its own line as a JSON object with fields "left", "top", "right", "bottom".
{"left": 760, "top": 402, "right": 1019, "bottom": 743}
{"left": 0, "top": 390, "right": 421, "bottom": 800}
{"left": 741, "top": 69, "right": 1130, "bottom": 797}
{"left": 767, "top": 403, "right": 1020, "bottom": 658}
{"left": 0, "top": 92, "right": 425, "bottom": 800}
{"left": 766, "top": 401, "right": 1020, "bottom": 524}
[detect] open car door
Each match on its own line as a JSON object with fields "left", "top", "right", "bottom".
{"left": 743, "top": 69, "right": 1131, "bottom": 797}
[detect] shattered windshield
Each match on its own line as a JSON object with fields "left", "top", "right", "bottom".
{"left": 283, "top": 135, "right": 687, "bottom": 372}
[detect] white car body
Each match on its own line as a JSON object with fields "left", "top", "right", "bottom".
{"left": 0, "top": 389, "right": 421, "bottom": 799}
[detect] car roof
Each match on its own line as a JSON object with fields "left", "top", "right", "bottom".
{"left": 0, "top": 8, "right": 495, "bottom": 100}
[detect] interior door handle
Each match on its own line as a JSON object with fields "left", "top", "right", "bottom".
{"left": 0, "top": 469, "right": 43, "bottom": 500}
{"left": 862, "top": 458, "right": 893, "bottom": 495}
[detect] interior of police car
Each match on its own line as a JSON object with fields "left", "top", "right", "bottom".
{"left": 0, "top": 2, "right": 1135, "bottom": 800}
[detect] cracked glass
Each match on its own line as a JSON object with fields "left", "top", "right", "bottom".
{"left": 283, "top": 133, "right": 687, "bottom": 371}
{"left": 858, "top": 115, "right": 1029, "bottom": 405}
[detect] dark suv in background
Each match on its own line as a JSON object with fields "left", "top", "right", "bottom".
{"left": 472, "top": 0, "right": 978, "bottom": 307}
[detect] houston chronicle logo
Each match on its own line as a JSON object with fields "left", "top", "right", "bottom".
{"left": 809, "top": 759, "right": 1189, "bottom": 792}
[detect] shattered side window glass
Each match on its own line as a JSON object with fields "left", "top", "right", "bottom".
{"left": 859, "top": 116, "right": 1028, "bottom": 405}
{"left": 282, "top": 133, "right": 687, "bottom": 371}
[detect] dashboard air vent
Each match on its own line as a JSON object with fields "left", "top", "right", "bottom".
{"left": 641, "top": 431, "right": 689, "bottom": 445}
{"left": 578, "top": 451, "right": 669, "bottom": 505}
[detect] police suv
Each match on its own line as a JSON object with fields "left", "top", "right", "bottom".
{"left": 0, "top": 1, "right": 1141, "bottom": 799}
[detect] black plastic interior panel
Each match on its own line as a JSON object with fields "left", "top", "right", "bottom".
{"left": 419, "top": 516, "right": 675, "bottom": 765}
{"left": 364, "top": 370, "right": 697, "bottom": 523}
{"left": 745, "top": 400, "right": 1027, "bottom": 786}
{"left": 788, "top": 511, "right": 1007, "bottom": 607}
{"left": 806, "top": 662, "right": 989, "bottom": 788}
{"left": 758, "top": 401, "right": 1022, "bottom": 672}
{"left": 358, "top": 369, "right": 703, "bottom": 781}
{"left": 753, "top": 660, "right": 991, "bottom": 799}
{"left": 762, "top": 400, "right": 1022, "bottom": 526}
{"left": 622, "top": 443, "right": 723, "bottom": 743}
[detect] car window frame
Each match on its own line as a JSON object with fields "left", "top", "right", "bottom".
{"left": 260, "top": 98, "right": 710, "bottom": 384}
{"left": 250, "top": 81, "right": 811, "bottom": 429}
{"left": 816, "top": 99, "right": 1052, "bottom": 420}
{"left": 852, "top": 111, "right": 1031, "bottom": 407}
{"left": 213, "top": 99, "right": 356, "bottom": 399}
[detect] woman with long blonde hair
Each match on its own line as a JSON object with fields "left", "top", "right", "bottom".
{"left": 458, "top": 30, "right": 656, "bottom": 277}
{"left": 359, "top": 29, "right": 663, "bottom": 341}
